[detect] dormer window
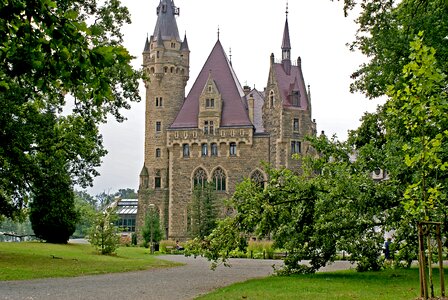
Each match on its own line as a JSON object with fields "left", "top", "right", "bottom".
{"left": 291, "top": 90, "right": 300, "bottom": 107}
{"left": 208, "top": 85, "right": 212, "bottom": 92}
{"left": 171, "top": 42, "right": 176, "bottom": 48}
{"left": 205, "top": 98, "right": 215, "bottom": 108}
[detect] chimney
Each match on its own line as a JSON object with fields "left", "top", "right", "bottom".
{"left": 248, "top": 93, "right": 255, "bottom": 124}
{"left": 243, "top": 85, "right": 251, "bottom": 95}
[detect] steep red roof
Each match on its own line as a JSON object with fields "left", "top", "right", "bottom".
{"left": 171, "top": 40, "right": 252, "bottom": 129}
{"left": 273, "top": 62, "right": 309, "bottom": 110}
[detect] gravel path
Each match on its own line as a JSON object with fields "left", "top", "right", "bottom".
{"left": 0, "top": 255, "right": 354, "bottom": 300}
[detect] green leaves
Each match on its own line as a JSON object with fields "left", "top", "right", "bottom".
{"left": 0, "top": 0, "right": 142, "bottom": 219}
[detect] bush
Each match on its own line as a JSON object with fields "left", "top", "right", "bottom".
{"left": 159, "top": 240, "right": 177, "bottom": 253}
{"left": 247, "top": 240, "right": 274, "bottom": 259}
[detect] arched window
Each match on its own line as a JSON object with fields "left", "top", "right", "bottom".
{"left": 193, "top": 168, "right": 207, "bottom": 188}
{"left": 213, "top": 168, "right": 226, "bottom": 191}
{"left": 269, "top": 90, "right": 275, "bottom": 108}
{"left": 250, "top": 170, "right": 265, "bottom": 188}
{"left": 155, "top": 148, "right": 161, "bottom": 158}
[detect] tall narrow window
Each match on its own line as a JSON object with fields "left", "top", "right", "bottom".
{"left": 269, "top": 90, "right": 275, "bottom": 108}
{"left": 193, "top": 168, "right": 207, "bottom": 188}
{"left": 210, "top": 99, "right": 215, "bottom": 107}
{"left": 155, "top": 148, "right": 161, "bottom": 158}
{"left": 209, "top": 121, "right": 214, "bottom": 134}
{"left": 201, "top": 143, "right": 208, "bottom": 157}
{"left": 204, "top": 121, "right": 209, "bottom": 134}
{"left": 293, "top": 118, "right": 299, "bottom": 131}
{"left": 206, "top": 98, "right": 210, "bottom": 108}
{"left": 211, "top": 143, "right": 218, "bottom": 156}
{"left": 156, "top": 121, "right": 161, "bottom": 132}
{"left": 229, "top": 142, "right": 237, "bottom": 156}
{"left": 213, "top": 168, "right": 226, "bottom": 191}
{"left": 156, "top": 97, "right": 163, "bottom": 107}
{"left": 291, "top": 141, "right": 301, "bottom": 154}
{"left": 183, "top": 144, "right": 190, "bottom": 157}
{"left": 155, "top": 170, "right": 161, "bottom": 189}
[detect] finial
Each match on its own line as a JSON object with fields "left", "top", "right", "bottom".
{"left": 217, "top": 26, "right": 220, "bottom": 40}
{"left": 286, "top": 1, "right": 289, "bottom": 18}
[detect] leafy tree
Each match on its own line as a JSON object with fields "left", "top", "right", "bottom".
{"left": 0, "top": 0, "right": 141, "bottom": 219}
{"left": 29, "top": 166, "right": 79, "bottom": 244}
{"left": 189, "top": 183, "right": 219, "bottom": 240}
{"left": 73, "top": 191, "right": 96, "bottom": 238}
{"left": 142, "top": 208, "right": 163, "bottom": 246}
{"left": 88, "top": 206, "right": 120, "bottom": 255}
{"left": 345, "top": 0, "right": 448, "bottom": 98}
{"left": 95, "top": 191, "right": 115, "bottom": 210}
{"left": 116, "top": 188, "right": 137, "bottom": 199}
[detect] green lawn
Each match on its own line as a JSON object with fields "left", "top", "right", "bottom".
{"left": 0, "top": 242, "right": 181, "bottom": 280}
{"left": 197, "top": 268, "right": 445, "bottom": 300}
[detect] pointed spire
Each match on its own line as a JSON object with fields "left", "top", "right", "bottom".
{"left": 281, "top": 2, "right": 291, "bottom": 74}
{"left": 153, "top": 0, "right": 181, "bottom": 42}
{"left": 181, "top": 32, "right": 189, "bottom": 51}
{"left": 143, "top": 35, "right": 150, "bottom": 52}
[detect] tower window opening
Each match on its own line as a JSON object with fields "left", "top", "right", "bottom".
{"left": 171, "top": 42, "right": 176, "bottom": 48}
{"left": 155, "top": 148, "right": 161, "bottom": 158}
{"left": 291, "top": 141, "right": 301, "bottom": 154}
{"left": 156, "top": 97, "right": 163, "bottom": 107}
{"left": 170, "top": 67, "right": 174, "bottom": 73}
{"left": 156, "top": 121, "right": 161, "bottom": 132}
{"left": 293, "top": 118, "right": 299, "bottom": 131}
{"left": 164, "top": 66, "right": 168, "bottom": 73}
{"left": 269, "top": 90, "right": 275, "bottom": 107}
{"left": 155, "top": 170, "right": 161, "bottom": 189}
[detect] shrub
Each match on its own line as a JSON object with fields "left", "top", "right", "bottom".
{"left": 159, "top": 240, "right": 177, "bottom": 253}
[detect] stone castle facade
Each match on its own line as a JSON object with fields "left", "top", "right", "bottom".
{"left": 137, "top": 0, "right": 317, "bottom": 240}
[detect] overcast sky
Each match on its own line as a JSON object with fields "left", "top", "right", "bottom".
{"left": 85, "top": 0, "right": 384, "bottom": 196}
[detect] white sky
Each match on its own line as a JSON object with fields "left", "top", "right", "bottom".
{"left": 85, "top": 0, "right": 384, "bottom": 196}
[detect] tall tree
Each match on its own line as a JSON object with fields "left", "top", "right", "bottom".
{"left": 346, "top": 0, "right": 448, "bottom": 98}
{"left": 0, "top": 0, "right": 141, "bottom": 219}
{"left": 189, "top": 183, "right": 219, "bottom": 240}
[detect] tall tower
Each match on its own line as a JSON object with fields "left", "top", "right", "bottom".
{"left": 138, "top": 0, "right": 189, "bottom": 238}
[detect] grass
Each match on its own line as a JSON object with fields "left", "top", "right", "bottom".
{"left": 0, "top": 242, "right": 182, "bottom": 281}
{"left": 197, "top": 268, "right": 447, "bottom": 300}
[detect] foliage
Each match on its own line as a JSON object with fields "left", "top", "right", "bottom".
{"left": 29, "top": 169, "right": 78, "bottom": 244}
{"left": 72, "top": 191, "right": 96, "bottom": 238}
{"left": 159, "top": 240, "right": 177, "bottom": 253}
{"left": 88, "top": 206, "right": 120, "bottom": 254}
{"left": 142, "top": 208, "right": 163, "bottom": 246}
{"left": 116, "top": 188, "right": 138, "bottom": 199}
{"left": 0, "top": 242, "right": 181, "bottom": 281}
{"left": 346, "top": 0, "right": 448, "bottom": 99}
{"left": 386, "top": 33, "right": 448, "bottom": 221}
{"left": 247, "top": 240, "right": 274, "bottom": 259}
{"left": 0, "top": 0, "right": 141, "bottom": 219}
{"left": 188, "top": 182, "right": 219, "bottom": 239}
{"left": 0, "top": 217, "right": 34, "bottom": 241}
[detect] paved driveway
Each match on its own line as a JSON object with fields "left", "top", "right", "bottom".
{"left": 0, "top": 255, "right": 354, "bottom": 300}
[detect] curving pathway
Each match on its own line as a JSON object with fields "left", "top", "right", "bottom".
{"left": 0, "top": 255, "right": 354, "bottom": 300}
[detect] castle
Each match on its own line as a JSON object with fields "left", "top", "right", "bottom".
{"left": 137, "top": 0, "right": 317, "bottom": 240}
